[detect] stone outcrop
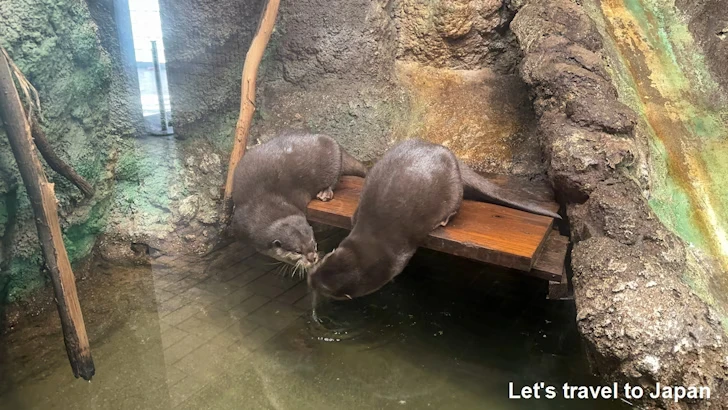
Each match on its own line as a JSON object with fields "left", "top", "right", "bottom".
{"left": 512, "top": 1, "right": 728, "bottom": 407}
{"left": 394, "top": 0, "right": 521, "bottom": 72}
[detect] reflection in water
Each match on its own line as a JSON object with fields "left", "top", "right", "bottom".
{"left": 0, "top": 230, "right": 628, "bottom": 409}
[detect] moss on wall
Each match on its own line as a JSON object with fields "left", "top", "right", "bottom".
{"left": 0, "top": 0, "right": 128, "bottom": 302}
{"left": 582, "top": 0, "right": 728, "bottom": 318}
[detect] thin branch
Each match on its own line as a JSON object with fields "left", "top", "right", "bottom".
{"left": 222, "top": 0, "right": 281, "bottom": 222}
{"left": 31, "top": 117, "right": 95, "bottom": 198}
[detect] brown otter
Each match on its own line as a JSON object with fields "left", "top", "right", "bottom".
{"left": 232, "top": 133, "right": 366, "bottom": 272}
{"left": 308, "top": 138, "right": 560, "bottom": 300}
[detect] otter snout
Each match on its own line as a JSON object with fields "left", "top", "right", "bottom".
{"left": 306, "top": 252, "right": 319, "bottom": 264}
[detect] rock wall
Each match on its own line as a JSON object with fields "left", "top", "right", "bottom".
{"left": 394, "top": 0, "right": 521, "bottom": 72}
{"left": 87, "top": 0, "right": 145, "bottom": 137}
{"left": 675, "top": 0, "right": 728, "bottom": 93}
{"left": 250, "top": 0, "right": 403, "bottom": 162}
{"left": 157, "top": 0, "right": 548, "bottom": 175}
{"left": 584, "top": 0, "right": 728, "bottom": 306}
{"left": 100, "top": 136, "right": 225, "bottom": 261}
{"left": 511, "top": 0, "right": 728, "bottom": 407}
{"left": 158, "top": 0, "right": 264, "bottom": 148}
{"left": 0, "top": 0, "right": 139, "bottom": 302}
{"left": 159, "top": 0, "right": 403, "bottom": 162}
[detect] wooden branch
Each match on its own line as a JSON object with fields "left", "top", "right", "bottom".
{"left": 31, "top": 117, "right": 95, "bottom": 198}
{"left": 222, "top": 0, "right": 281, "bottom": 222}
{"left": 0, "top": 51, "right": 94, "bottom": 380}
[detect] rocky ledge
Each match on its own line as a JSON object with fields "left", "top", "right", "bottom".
{"left": 511, "top": 0, "right": 728, "bottom": 408}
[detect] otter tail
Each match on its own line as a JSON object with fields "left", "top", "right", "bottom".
{"left": 340, "top": 149, "right": 367, "bottom": 177}
{"left": 458, "top": 161, "right": 561, "bottom": 220}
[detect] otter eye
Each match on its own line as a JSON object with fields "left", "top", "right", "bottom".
{"left": 273, "top": 240, "right": 282, "bottom": 248}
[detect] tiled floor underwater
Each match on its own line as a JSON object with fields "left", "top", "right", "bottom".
{"left": 156, "top": 267, "right": 304, "bottom": 405}
{"left": 149, "top": 231, "right": 346, "bottom": 408}
{"left": 0, "top": 228, "right": 628, "bottom": 410}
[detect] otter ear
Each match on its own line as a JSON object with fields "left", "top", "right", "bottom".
{"left": 273, "top": 240, "right": 282, "bottom": 248}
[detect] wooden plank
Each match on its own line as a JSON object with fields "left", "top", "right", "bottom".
{"left": 307, "top": 176, "right": 556, "bottom": 272}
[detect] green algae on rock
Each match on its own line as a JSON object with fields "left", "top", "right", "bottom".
{"left": 582, "top": 0, "right": 728, "bottom": 323}
{"left": 0, "top": 0, "right": 130, "bottom": 302}
{"left": 512, "top": 0, "right": 728, "bottom": 407}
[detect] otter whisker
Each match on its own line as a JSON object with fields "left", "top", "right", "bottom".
{"left": 294, "top": 260, "right": 305, "bottom": 279}
{"left": 277, "top": 263, "right": 295, "bottom": 278}
{"left": 274, "top": 264, "right": 286, "bottom": 277}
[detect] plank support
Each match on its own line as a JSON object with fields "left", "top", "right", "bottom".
{"left": 548, "top": 268, "right": 572, "bottom": 300}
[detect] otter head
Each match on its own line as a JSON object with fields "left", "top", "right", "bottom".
{"left": 308, "top": 245, "right": 384, "bottom": 301}
{"left": 256, "top": 215, "right": 319, "bottom": 270}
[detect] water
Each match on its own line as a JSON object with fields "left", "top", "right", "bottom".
{"left": 0, "top": 229, "right": 628, "bottom": 409}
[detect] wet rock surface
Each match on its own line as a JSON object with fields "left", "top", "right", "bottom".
{"left": 512, "top": 0, "right": 728, "bottom": 407}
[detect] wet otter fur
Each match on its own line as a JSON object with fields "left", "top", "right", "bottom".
{"left": 232, "top": 133, "right": 366, "bottom": 272}
{"left": 308, "top": 138, "right": 560, "bottom": 300}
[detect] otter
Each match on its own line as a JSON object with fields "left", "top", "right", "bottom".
{"left": 308, "top": 138, "right": 560, "bottom": 300}
{"left": 232, "top": 133, "right": 367, "bottom": 272}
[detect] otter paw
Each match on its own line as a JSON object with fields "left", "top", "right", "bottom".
{"left": 438, "top": 212, "right": 457, "bottom": 227}
{"left": 316, "top": 187, "right": 335, "bottom": 202}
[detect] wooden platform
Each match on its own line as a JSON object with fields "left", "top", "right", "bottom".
{"left": 307, "top": 177, "right": 569, "bottom": 288}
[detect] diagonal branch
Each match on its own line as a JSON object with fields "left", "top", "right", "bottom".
{"left": 222, "top": 0, "right": 281, "bottom": 222}
{"left": 0, "top": 47, "right": 95, "bottom": 381}
{"left": 30, "top": 117, "right": 95, "bottom": 198}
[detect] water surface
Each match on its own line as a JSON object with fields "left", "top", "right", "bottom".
{"left": 0, "top": 229, "right": 626, "bottom": 409}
